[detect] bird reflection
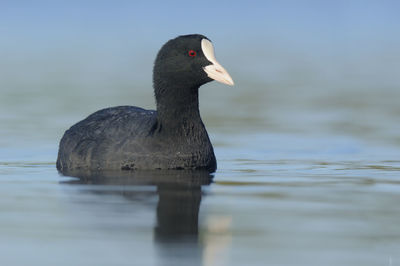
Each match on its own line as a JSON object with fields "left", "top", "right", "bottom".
{"left": 61, "top": 169, "right": 213, "bottom": 266}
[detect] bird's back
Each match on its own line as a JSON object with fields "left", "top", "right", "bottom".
{"left": 57, "top": 106, "right": 157, "bottom": 170}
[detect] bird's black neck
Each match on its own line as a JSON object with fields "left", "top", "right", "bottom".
{"left": 154, "top": 83, "right": 203, "bottom": 132}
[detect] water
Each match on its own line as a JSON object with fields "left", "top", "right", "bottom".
{"left": 1, "top": 2, "right": 400, "bottom": 265}
{"left": 2, "top": 66, "right": 400, "bottom": 265}
{"left": 1, "top": 126, "right": 400, "bottom": 266}
{"left": 2, "top": 71, "right": 400, "bottom": 266}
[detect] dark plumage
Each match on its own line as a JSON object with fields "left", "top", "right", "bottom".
{"left": 56, "top": 34, "right": 234, "bottom": 173}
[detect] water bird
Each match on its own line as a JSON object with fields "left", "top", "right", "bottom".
{"left": 57, "top": 34, "right": 234, "bottom": 173}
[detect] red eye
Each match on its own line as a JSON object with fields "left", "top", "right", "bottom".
{"left": 188, "top": 50, "right": 196, "bottom": 57}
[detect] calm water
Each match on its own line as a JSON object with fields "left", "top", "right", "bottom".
{"left": 1, "top": 82, "right": 400, "bottom": 266}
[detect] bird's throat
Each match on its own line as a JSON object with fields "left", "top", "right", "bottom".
{"left": 155, "top": 84, "right": 203, "bottom": 132}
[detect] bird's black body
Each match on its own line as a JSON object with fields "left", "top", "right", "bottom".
{"left": 57, "top": 34, "right": 233, "bottom": 173}
{"left": 56, "top": 105, "right": 216, "bottom": 171}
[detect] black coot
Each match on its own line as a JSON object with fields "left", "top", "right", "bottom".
{"left": 56, "top": 34, "right": 234, "bottom": 173}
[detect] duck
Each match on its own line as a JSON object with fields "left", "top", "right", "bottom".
{"left": 56, "top": 34, "right": 234, "bottom": 173}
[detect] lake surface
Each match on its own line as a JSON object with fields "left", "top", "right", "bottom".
{"left": 1, "top": 84, "right": 400, "bottom": 266}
